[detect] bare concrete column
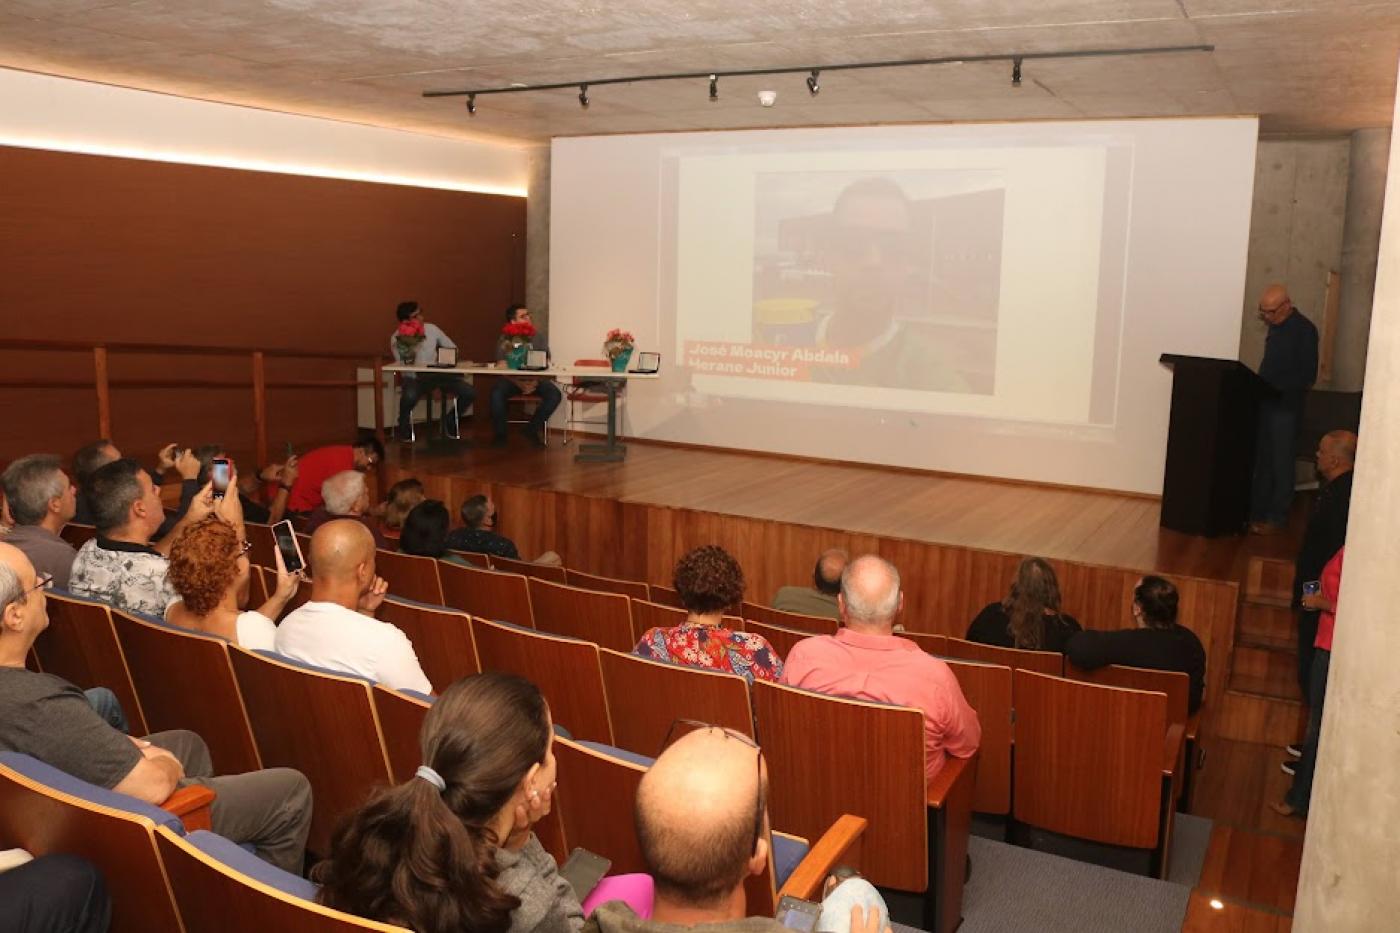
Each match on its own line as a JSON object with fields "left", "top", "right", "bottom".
{"left": 1293, "top": 78, "right": 1400, "bottom": 929}
{"left": 526, "top": 144, "right": 551, "bottom": 338}
{"left": 1332, "top": 128, "right": 1391, "bottom": 391}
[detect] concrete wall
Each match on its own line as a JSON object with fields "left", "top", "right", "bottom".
{"left": 1335, "top": 129, "right": 1392, "bottom": 391}
{"left": 526, "top": 144, "right": 552, "bottom": 340}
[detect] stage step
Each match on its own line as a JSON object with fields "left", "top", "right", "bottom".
{"left": 1244, "top": 556, "right": 1294, "bottom": 604}
{"left": 1212, "top": 689, "right": 1306, "bottom": 746}
{"left": 1228, "top": 643, "right": 1301, "bottom": 702}
{"left": 1237, "top": 602, "right": 1296, "bottom": 651}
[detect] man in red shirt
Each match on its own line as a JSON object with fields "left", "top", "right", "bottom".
{"left": 286, "top": 438, "right": 383, "bottom": 514}
{"left": 781, "top": 554, "right": 980, "bottom": 782}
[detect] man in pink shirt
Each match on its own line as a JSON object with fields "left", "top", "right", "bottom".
{"left": 781, "top": 554, "right": 980, "bottom": 782}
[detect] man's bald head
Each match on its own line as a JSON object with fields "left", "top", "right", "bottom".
{"left": 0, "top": 542, "right": 47, "bottom": 647}
{"left": 1317, "top": 429, "right": 1358, "bottom": 481}
{"left": 839, "top": 554, "right": 903, "bottom": 630}
{"left": 1258, "top": 284, "right": 1294, "bottom": 325}
{"left": 310, "top": 519, "right": 376, "bottom": 583}
{"left": 636, "top": 728, "right": 766, "bottom": 908}
{"left": 814, "top": 549, "right": 849, "bottom": 596}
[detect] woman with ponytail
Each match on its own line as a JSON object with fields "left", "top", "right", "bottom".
{"left": 966, "top": 557, "right": 1081, "bottom": 653}
{"left": 316, "top": 672, "right": 583, "bottom": 933}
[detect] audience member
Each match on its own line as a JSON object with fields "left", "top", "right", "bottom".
{"left": 274, "top": 520, "right": 432, "bottom": 694}
{"left": 583, "top": 726, "right": 888, "bottom": 933}
{"left": 634, "top": 546, "right": 782, "bottom": 685}
{"left": 71, "top": 439, "right": 199, "bottom": 535}
{"left": 316, "top": 672, "right": 579, "bottom": 933}
{"left": 781, "top": 555, "right": 980, "bottom": 781}
{"left": 2, "top": 454, "right": 79, "bottom": 589}
{"left": 168, "top": 444, "right": 297, "bottom": 526}
{"left": 0, "top": 853, "right": 111, "bottom": 933}
{"left": 446, "top": 495, "right": 561, "bottom": 566}
{"left": 1249, "top": 284, "right": 1319, "bottom": 534}
{"left": 286, "top": 436, "right": 383, "bottom": 514}
{"left": 965, "top": 557, "right": 1081, "bottom": 653}
{"left": 491, "top": 304, "right": 561, "bottom": 449}
{"left": 1065, "top": 575, "right": 1207, "bottom": 713}
{"left": 302, "top": 470, "right": 391, "bottom": 548}
{"left": 400, "top": 500, "right": 476, "bottom": 567}
{"left": 770, "top": 549, "right": 847, "bottom": 620}
{"left": 0, "top": 543, "right": 312, "bottom": 873}
{"left": 392, "top": 301, "right": 476, "bottom": 443}
{"left": 166, "top": 515, "right": 302, "bottom": 650}
{"left": 1291, "top": 429, "right": 1355, "bottom": 704}
{"left": 380, "top": 478, "right": 426, "bottom": 541}
{"left": 69, "top": 459, "right": 226, "bottom": 617}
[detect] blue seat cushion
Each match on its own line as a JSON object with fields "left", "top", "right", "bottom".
{"left": 771, "top": 833, "right": 810, "bottom": 889}
{"left": 186, "top": 830, "right": 319, "bottom": 901}
{"left": 579, "top": 741, "right": 655, "bottom": 769}
{"left": 0, "top": 752, "right": 185, "bottom": 834}
{"left": 252, "top": 650, "right": 375, "bottom": 685}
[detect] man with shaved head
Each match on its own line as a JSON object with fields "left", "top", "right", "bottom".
{"left": 1249, "top": 283, "right": 1318, "bottom": 534}
{"left": 273, "top": 519, "right": 432, "bottom": 694}
{"left": 771, "top": 549, "right": 848, "bottom": 620}
{"left": 782, "top": 555, "right": 980, "bottom": 782}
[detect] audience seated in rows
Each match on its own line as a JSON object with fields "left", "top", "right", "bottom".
{"left": 0, "top": 853, "right": 111, "bottom": 933}
{"left": 316, "top": 672, "right": 579, "bottom": 933}
{"left": 380, "top": 477, "right": 426, "bottom": 541}
{"left": 586, "top": 725, "right": 889, "bottom": 933}
{"left": 70, "top": 439, "right": 197, "bottom": 540}
{"left": 782, "top": 555, "right": 981, "bottom": 782}
{"left": 69, "top": 459, "right": 230, "bottom": 617}
{"left": 166, "top": 513, "right": 303, "bottom": 650}
{"left": 167, "top": 444, "right": 299, "bottom": 527}
{"left": 286, "top": 437, "right": 383, "bottom": 514}
{"left": 302, "top": 470, "right": 391, "bottom": 548}
{"left": 769, "top": 548, "right": 847, "bottom": 620}
{"left": 965, "top": 556, "right": 1081, "bottom": 653}
{"left": 446, "top": 494, "right": 562, "bottom": 566}
{"left": 400, "top": 499, "right": 477, "bottom": 567}
{"left": 0, "top": 543, "right": 313, "bottom": 873}
{"left": 1065, "top": 575, "right": 1207, "bottom": 713}
{"left": 2, "top": 454, "right": 79, "bottom": 589}
{"left": 274, "top": 519, "right": 432, "bottom": 694}
{"left": 633, "top": 545, "right": 783, "bottom": 686}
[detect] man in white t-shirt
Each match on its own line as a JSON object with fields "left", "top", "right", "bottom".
{"left": 274, "top": 519, "right": 432, "bottom": 695}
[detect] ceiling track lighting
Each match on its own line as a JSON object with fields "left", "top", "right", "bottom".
{"left": 425, "top": 43, "right": 1213, "bottom": 112}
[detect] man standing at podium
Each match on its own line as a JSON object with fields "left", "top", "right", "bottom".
{"left": 1249, "top": 284, "right": 1318, "bottom": 535}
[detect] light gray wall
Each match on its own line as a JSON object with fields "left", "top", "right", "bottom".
{"left": 526, "top": 143, "right": 551, "bottom": 340}
{"left": 1335, "top": 128, "right": 1392, "bottom": 392}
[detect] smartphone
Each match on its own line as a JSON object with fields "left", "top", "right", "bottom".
{"left": 210, "top": 458, "right": 231, "bottom": 499}
{"left": 272, "top": 519, "right": 306, "bottom": 574}
{"left": 1302, "top": 581, "right": 1321, "bottom": 597}
{"left": 559, "top": 848, "right": 611, "bottom": 899}
{"left": 775, "top": 896, "right": 821, "bottom": 932}
{"left": 285, "top": 441, "right": 295, "bottom": 460}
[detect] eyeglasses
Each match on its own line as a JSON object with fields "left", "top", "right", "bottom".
{"left": 233, "top": 539, "right": 253, "bottom": 559}
{"left": 1259, "top": 301, "right": 1289, "bottom": 314}
{"left": 661, "top": 718, "right": 765, "bottom": 848}
{"left": 22, "top": 572, "right": 54, "bottom": 598}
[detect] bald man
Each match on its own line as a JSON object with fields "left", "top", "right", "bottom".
{"left": 273, "top": 519, "right": 432, "bottom": 694}
{"left": 782, "top": 555, "right": 980, "bottom": 782}
{"left": 771, "top": 549, "right": 848, "bottom": 620}
{"left": 1250, "top": 284, "right": 1318, "bottom": 534}
{"left": 582, "top": 727, "right": 889, "bottom": 933}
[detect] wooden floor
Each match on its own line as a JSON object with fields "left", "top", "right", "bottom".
{"left": 392, "top": 435, "right": 1306, "bottom": 583}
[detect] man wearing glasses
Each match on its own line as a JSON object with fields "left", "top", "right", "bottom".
{"left": 491, "top": 304, "right": 562, "bottom": 449}
{"left": 1249, "top": 284, "right": 1319, "bottom": 535}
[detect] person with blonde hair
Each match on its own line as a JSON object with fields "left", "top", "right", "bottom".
{"left": 965, "top": 557, "right": 1081, "bottom": 653}
{"left": 380, "top": 478, "right": 425, "bottom": 541}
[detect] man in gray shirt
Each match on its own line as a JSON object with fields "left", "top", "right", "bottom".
{"left": 1, "top": 454, "right": 78, "bottom": 589}
{"left": 392, "top": 300, "right": 476, "bottom": 442}
{"left": 771, "top": 549, "right": 848, "bottom": 620}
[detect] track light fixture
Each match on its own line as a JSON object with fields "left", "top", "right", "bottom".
{"left": 466, "top": 93, "right": 476, "bottom": 115}
{"left": 806, "top": 69, "right": 820, "bottom": 96}
{"left": 1011, "top": 57, "right": 1022, "bottom": 88}
{"left": 578, "top": 84, "right": 589, "bottom": 108}
{"left": 709, "top": 74, "right": 718, "bottom": 101}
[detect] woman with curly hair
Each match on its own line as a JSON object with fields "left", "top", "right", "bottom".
{"left": 165, "top": 512, "right": 301, "bottom": 650}
{"left": 315, "top": 672, "right": 582, "bottom": 933}
{"left": 966, "top": 557, "right": 1081, "bottom": 653}
{"left": 632, "top": 545, "right": 783, "bottom": 684}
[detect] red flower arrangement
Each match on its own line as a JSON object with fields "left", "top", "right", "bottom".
{"left": 501, "top": 320, "right": 537, "bottom": 340}
{"left": 394, "top": 319, "right": 426, "bottom": 362}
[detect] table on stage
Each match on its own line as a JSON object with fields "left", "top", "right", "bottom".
{"left": 382, "top": 362, "right": 658, "bottom": 462}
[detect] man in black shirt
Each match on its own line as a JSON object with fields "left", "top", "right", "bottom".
{"left": 445, "top": 495, "right": 560, "bottom": 566}
{"left": 1249, "top": 285, "right": 1318, "bottom": 534}
{"left": 1290, "top": 430, "right": 1355, "bottom": 703}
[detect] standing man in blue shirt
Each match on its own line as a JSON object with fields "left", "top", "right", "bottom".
{"left": 392, "top": 301, "right": 475, "bottom": 443}
{"left": 1250, "top": 284, "right": 1319, "bottom": 535}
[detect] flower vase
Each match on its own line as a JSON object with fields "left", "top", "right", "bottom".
{"left": 610, "top": 348, "right": 633, "bottom": 372}
{"left": 505, "top": 342, "right": 530, "bottom": 370}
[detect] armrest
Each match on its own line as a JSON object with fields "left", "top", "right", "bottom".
{"left": 162, "top": 784, "right": 216, "bottom": 832}
{"left": 776, "top": 814, "right": 868, "bottom": 900}
{"left": 1162, "top": 723, "right": 1186, "bottom": 777}
{"left": 927, "top": 754, "right": 975, "bottom": 809}
{"left": 1184, "top": 710, "right": 1201, "bottom": 742}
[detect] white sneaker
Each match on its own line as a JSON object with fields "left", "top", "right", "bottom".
{"left": 1285, "top": 744, "right": 1303, "bottom": 759}
{"left": 1281, "top": 760, "right": 1297, "bottom": 777}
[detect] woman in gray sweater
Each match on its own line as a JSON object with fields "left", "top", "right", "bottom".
{"left": 315, "top": 673, "right": 584, "bottom": 933}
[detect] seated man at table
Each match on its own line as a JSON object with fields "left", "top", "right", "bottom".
{"left": 392, "top": 300, "right": 475, "bottom": 443}
{"left": 0, "top": 543, "right": 312, "bottom": 873}
{"left": 491, "top": 304, "right": 561, "bottom": 449}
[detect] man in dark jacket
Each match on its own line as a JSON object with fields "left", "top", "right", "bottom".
{"left": 1248, "top": 284, "right": 1318, "bottom": 534}
{"left": 1291, "top": 430, "right": 1356, "bottom": 703}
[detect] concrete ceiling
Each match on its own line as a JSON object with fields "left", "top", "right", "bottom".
{"left": 2, "top": 0, "right": 1398, "bottom": 148}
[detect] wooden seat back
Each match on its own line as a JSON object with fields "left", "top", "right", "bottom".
{"left": 945, "top": 637, "right": 1063, "bottom": 676}
{"left": 898, "top": 631, "right": 949, "bottom": 655}
{"left": 438, "top": 561, "right": 534, "bottom": 628}
{"left": 1011, "top": 670, "right": 1168, "bottom": 850}
{"left": 110, "top": 610, "right": 262, "bottom": 774}
{"left": 244, "top": 521, "right": 277, "bottom": 570}
{"left": 741, "top": 620, "right": 812, "bottom": 662}
{"left": 377, "top": 597, "right": 478, "bottom": 693}
{"left": 36, "top": 591, "right": 149, "bottom": 734}
{"left": 1066, "top": 663, "right": 1190, "bottom": 727}
{"left": 489, "top": 554, "right": 567, "bottom": 584}
{"left": 372, "top": 685, "right": 433, "bottom": 785}
{"left": 599, "top": 648, "right": 754, "bottom": 755}
{"left": 60, "top": 522, "right": 100, "bottom": 548}
{"left": 256, "top": 566, "right": 313, "bottom": 618}
{"left": 647, "top": 583, "right": 684, "bottom": 609}
{"left": 529, "top": 578, "right": 636, "bottom": 652}
{"left": 372, "top": 549, "right": 444, "bottom": 605}
{"left": 741, "top": 601, "right": 839, "bottom": 635}
{"left": 470, "top": 618, "right": 614, "bottom": 743}
{"left": 227, "top": 647, "right": 393, "bottom": 857}
{"left": 565, "top": 568, "right": 650, "bottom": 600}
{"left": 942, "top": 658, "right": 1012, "bottom": 815}
{"left": 0, "top": 759, "right": 182, "bottom": 933}
{"left": 629, "top": 598, "right": 687, "bottom": 634}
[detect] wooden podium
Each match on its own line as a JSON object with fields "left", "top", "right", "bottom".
{"left": 1158, "top": 355, "right": 1275, "bottom": 537}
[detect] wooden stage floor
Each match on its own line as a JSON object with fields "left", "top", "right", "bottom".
{"left": 390, "top": 436, "right": 1304, "bottom": 585}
